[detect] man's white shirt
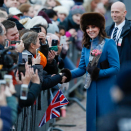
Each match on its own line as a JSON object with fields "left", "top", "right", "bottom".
{"left": 111, "top": 20, "right": 125, "bottom": 43}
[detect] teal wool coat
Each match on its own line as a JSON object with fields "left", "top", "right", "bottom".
{"left": 71, "top": 38, "right": 120, "bottom": 131}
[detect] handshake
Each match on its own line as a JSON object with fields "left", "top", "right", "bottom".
{"left": 52, "top": 69, "right": 72, "bottom": 84}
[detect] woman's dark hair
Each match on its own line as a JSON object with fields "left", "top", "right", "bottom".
{"left": 44, "top": 9, "right": 57, "bottom": 19}
{"left": 33, "top": 24, "right": 47, "bottom": 34}
{"left": 82, "top": 26, "right": 107, "bottom": 49}
{"left": 58, "top": 25, "right": 65, "bottom": 31}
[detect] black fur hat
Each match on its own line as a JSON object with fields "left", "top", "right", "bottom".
{"left": 80, "top": 12, "right": 105, "bottom": 32}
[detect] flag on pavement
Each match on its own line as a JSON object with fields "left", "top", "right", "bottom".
{"left": 38, "top": 89, "right": 69, "bottom": 127}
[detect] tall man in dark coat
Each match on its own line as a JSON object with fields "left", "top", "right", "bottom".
{"left": 106, "top": 1, "right": 131, "bottom": 65}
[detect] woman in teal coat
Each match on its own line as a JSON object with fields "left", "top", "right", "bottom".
{"left": 70, "top": 13, "right": 120, "bottom": 131}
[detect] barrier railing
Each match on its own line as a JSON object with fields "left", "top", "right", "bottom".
{"left": 13, "top": 41, "right": 86, "bottom": 131}
{"left": 65, "top": 41, "right": 86, "bottom": 111}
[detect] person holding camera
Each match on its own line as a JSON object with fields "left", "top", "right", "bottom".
{"left": 15, "top": 62, "right": 42, "bottom": 109}
{"left": 21, "top": 31, "right": 71, "bottom": 89}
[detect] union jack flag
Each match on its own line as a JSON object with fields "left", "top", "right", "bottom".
{"left": 38, "top": 89, "right": 69, "bottom": 127}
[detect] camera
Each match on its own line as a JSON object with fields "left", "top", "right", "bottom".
{"left": 52, "top": 39, "right": 58, "bottom": 46}
{"left": 18, "top": 63, "right": 25, "bottom": 80}
{"left": 0, "top": 46, "right": 18, "bottom": 79}
{"left": 30, "top": 27, "right": 41, "bottom": 33}
{"left": 10, "top": 41, "right": 21, "bottom": 45}
{"left": 20, "top": 84, "right": 28, "bottom": 100}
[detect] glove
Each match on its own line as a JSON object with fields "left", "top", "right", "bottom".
{"left": 60, "top": 68, "right": 72, "bottom": 83}
{"left": 86, "top": 62, "right": 100, "bottom": 81}
{"left": 86, "top": 62, "right": 97, "bottom": 74}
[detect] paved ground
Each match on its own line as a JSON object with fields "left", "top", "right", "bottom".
{"left": 55, "top": 93, "right": 86, "bottom": 131}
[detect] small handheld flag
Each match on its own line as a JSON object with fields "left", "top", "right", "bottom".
{"left": 38, "top": 89, "right": 69, "bottom": 127}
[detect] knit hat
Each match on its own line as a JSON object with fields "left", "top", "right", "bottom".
{"left": 9, "top": 7, "right": 23, "bottom": 16}
{"left": 22, "top": 16, "right": 48, "bottom": 29}
{"left": 115, "top": 63, "right": 131, "bottom": 95}
{"left": 70, "top": 5, "right": 85, "bottom": 16}
{"left": 8, "top": 17, "right": 25, "bottom": 30}
{"left": 53, "top": 6, "right": 69, "bottom": 16}
{"left": 80, "top": 12, "right": 105, "bottom": 32}
{"left": 58, "top": 0, "right": 75, "bottom": 10}
{"left": 47, "top": 21, "right": 59, "bottom": 34}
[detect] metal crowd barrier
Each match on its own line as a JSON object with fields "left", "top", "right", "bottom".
{"left": 65, "top": 41, "right": 86, "bottom": 111}
{"left": 13, "top": 90, "right": 51, "bottom": 131}
{"left": 13, "top": 41, "right": 86, "bottom": 131}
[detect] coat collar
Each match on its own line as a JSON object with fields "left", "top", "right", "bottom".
{"left": 107, "top": 19, "right": 131, "bottom": 37}
{"left": 120, "top": 19, "right": 131, "bottom": 37}
{"left": 0, "top": 44, "right": 4, "bottom": 50}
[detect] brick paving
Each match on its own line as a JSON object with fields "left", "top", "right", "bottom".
{"left": 55, "top": 93, "right": 86, "bottom": 131}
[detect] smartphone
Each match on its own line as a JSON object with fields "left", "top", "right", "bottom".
{"left": 0, "top": 80, "right": 6, "bottom": 91}
{"left": 30, "top": 27, "right": 41, "bottom": 33}
{"left": 20, "top": 84, "right": 28, "bottom": 100}
{"left": 60, "top": 36, "right": 66, "bottom": 45}
{"left": 52, "top": 39, "right": 58, "bottom": 46}
{"left": 11, "top": 41, "right": 21, "bottom": 44}
{"left": 36, "top": 48, "right": 39, "bottom": 57}
{"left": 18, "top": 63, "right": 25, "bottom": 80}
{"left": 49, "top": 46, "right": 58, "bottom": 52}
{"left": 4, "top": 75, "right": 12, "bottom": 87}
{"left": 22, "top": 52, "right": 28, "bottom": 63}
{"left": 4, "top": 39, "right": 10, "bottom": 47}
{"left": 28, "top": 55, "right": 32, "bottom": 66}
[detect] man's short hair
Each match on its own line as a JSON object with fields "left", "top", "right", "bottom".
{"left": 0, "top": 12, "right": 7, "bottom": 18}
{"left": 0, "top": 24, "right": 4, "bottom": 36}
{"left": 2, "top": 20, "right": 16, "bottom": 31}
{"left": 0, "top": 7, "right": 7, "bottom": 12}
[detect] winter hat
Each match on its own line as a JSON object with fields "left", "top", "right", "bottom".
{"left": 80, "top": 12, "right": 105, "bottom": 32}
{"left": 47, "top": 21, "right": 59, "bottom": 34}
{"left": 8, "top": 17, "right": 25, "bottom": 30}
{"left": 37, "top": 10, "right": 52, "bottom": 24}
{"left": 23, "top": 16, "right": 48, "bottom": 29}
{"left": 58, "top": 0, "right": 75, "bottom": 11}
{"left": 53, "top": 6, "right": 69, "bottom": 16}
{"left": 9, "top": 7, "right": 23, "bottom": 16}
{"left": 115, "top": 64, "right": 131, "bottom": 95}
{"left": 70, "top": 5, "right": 85, "bottom": 16}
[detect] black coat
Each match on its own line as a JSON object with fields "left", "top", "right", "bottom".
{"left": 42, "top": 70, "right": 62, "bottom": 90}
{"left": 19, "top": 83, "right": 41, "bottom": 108}
{"left": 32, "top": 64, "right": 43, "bottom": 83}
{"left": 97, "top": 96, "right": 131, "bottom": 131}
{"left": 106, "top": 19, "right": 131, "bottom": 65}
{"left": 44, "top": 59, "right": 58, "bottom": 74}
{"left": 0, "top": 44, "right": 4, "bottom": 50}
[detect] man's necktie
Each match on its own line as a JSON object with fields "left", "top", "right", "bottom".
{"left": 113, "top": 27, "right": 118, "bottom": 41}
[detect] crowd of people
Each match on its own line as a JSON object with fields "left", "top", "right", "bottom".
{"left": 0, "top": 0, "right": 131, "bottom": 131}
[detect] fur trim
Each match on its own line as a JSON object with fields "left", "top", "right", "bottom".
{"left": 91, "top": 67, "right": 100, "bottom": 81}
{"left": 60, "top": 68, "right": 72, "bottom": 83}
{"left": 80, "top": 12, "right": 105, "bottom": 32}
